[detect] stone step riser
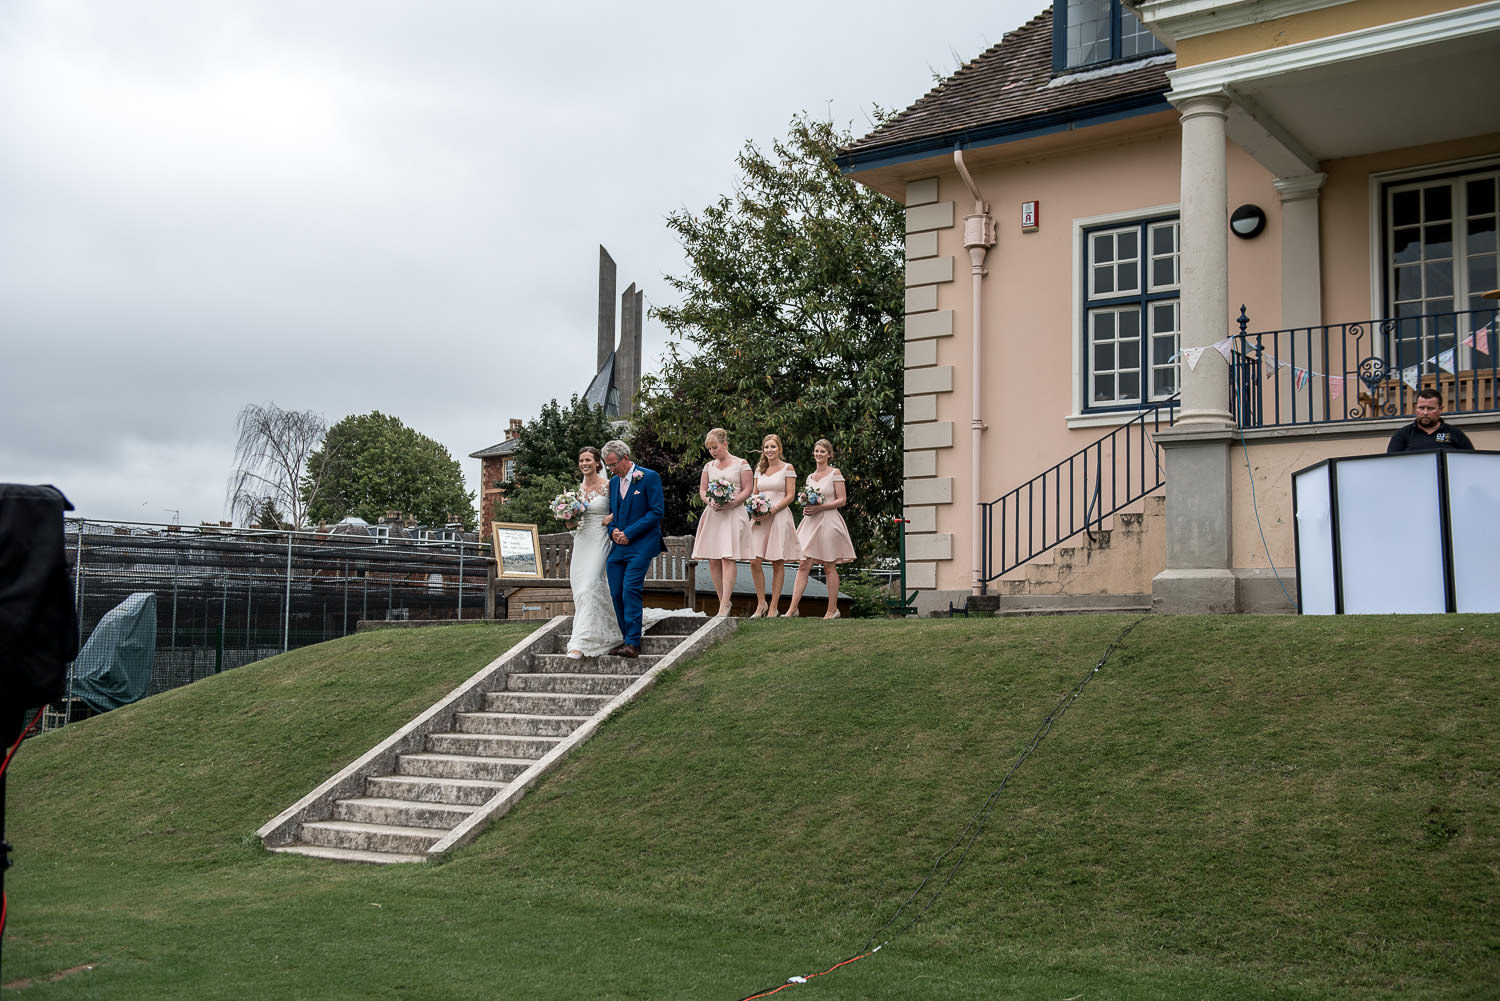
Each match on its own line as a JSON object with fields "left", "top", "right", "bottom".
{"left": 426, "top": 732, "right": 559, "bottom": 759}
{"left": 396, "top": 754, "right": 530, "bottom": 782}
{"left": 332, "top": 798, "right": 475, "bottom": 829}
{"left": 532, "top": 654, "right": 660, "bottom": 676}
{"left": 363, "top": 776, "right": 503, "bottom": 806}
{"left": 301, "top": 821, "right": 442, "bottom": 855}
{"left": 483, "top": 692, "right": 612, "bottom": 715}
{"left": 453, "top": 712, "right": 586, "bottom": 737}
{"left": 507, "top": 673, "right": 637, "bottom": 696}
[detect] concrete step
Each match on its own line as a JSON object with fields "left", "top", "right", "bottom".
{"left": 300, "top": 819, "right": 445, "bottom": 855}
{"left": 426, "top": 731, "right": 561, "bottom": 759}
{"left": 395, "top": 751, "right": 532, "bottom": 782}
{"left": 331, "top": 796, "right": 478, "bottom": 829}
{"left": 453, "top": 710, "right": 589, "bottom": 737}
{"left": 364, "top": 774, "right": 505, "bottom": 805}
{"left": 267, "top": 843, "right": 426, "bottom": 865}
{"left": 532, "top": 653, "right": 656, "bottom": 676}
{"left": 505, "top": 671, "right": 643, "bottom": 696}
{"left": 482, "top": 691, "right": 612, "bottom": 716}
{"left": 643, "top": 616, "right": 704, "bottom": 636}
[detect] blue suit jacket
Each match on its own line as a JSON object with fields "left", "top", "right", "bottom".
{"left": 607, "top": 464, "right": 666, "bottom": 559}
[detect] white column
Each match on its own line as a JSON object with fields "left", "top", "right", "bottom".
{"left": 1175, "top": 93, "right": 1232, "bottom": 428}
{"left": 1273, "top": 172, "right": 1326, "bottom": 329}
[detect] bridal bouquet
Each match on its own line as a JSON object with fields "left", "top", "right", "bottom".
{"left": 704, "top": 479, "right": 735, "bottom": 508}
{"left": 744, "top": 492, "right": 772, "bottom": 519}
{"left": 796, "top": 485, "right": 824, "bottom": 509}
{"left": 549, "top": 490, "right": 587, "bottom": 522}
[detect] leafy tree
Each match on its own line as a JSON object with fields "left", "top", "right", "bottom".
{"left": 638, "top": 112, "right": 905, "bottom": 561}
{"left": 499, "top": 396, "right": 616, "bottom": 528}
{"left": 303, "top": 411, "right": 475, "bottom": 530}
{"left": 508, "top": 396, "right": 616, "bottom": 494}
{"left": 226, "top": 403, "right": 328, "bottom": 528}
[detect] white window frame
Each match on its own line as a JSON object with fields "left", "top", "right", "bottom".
{"left": 1368, "top": 153, "right": 1500, "bottom": 374}
{"left": 1068, "top": 204, "right": 1182, "bottom": 428}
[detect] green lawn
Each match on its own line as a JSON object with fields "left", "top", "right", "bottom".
{"left": 3, "top": 615, "right": 1497, "bottom": 999}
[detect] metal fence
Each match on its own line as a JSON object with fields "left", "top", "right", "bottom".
{"left": 1230, "top": 305, "right": 1499, "bottom": 427}
{"left": 50, "top": 519, "right": 492, "bottom": 730}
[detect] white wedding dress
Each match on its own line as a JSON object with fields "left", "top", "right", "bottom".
{"left": 567, "top": 486, "right": 623, "bottom": 656}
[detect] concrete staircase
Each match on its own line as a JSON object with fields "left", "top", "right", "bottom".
{"left": 258, "top": 613, "right": 735, "bottom": 864}
{"left": 987, "top": 494, "right": 1165, "bottom": 615}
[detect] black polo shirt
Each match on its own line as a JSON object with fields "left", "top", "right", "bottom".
{"left": 1386, "top": 419, "right": 1475, "bottom": 453}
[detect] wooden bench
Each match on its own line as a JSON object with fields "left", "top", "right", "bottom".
{"left": 486, "top": 534, "right": 698, "bottom": 618}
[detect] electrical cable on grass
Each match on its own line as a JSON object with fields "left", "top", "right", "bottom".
{"left": 1237, "top": 426, "right": 1298, "bottom": 609}
{"left": 732, "top": 616, "right": 1149, "bottom": 1000}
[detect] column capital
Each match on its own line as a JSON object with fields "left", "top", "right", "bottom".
{"left": 1273, "top": 172, "right": 1328, "bottom": 202}
{"left": 1169, "top": 89, "right": 1230, "bottom": 117}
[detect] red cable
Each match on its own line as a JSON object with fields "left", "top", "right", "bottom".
{"left": 1, "top": 707, "right": 44, "bottom": 941}
{"left": 1, "top": 707, "right": 46, "bottom": 779}
{"left": 737, "top": 950, "right": 875, "bottom": 1000}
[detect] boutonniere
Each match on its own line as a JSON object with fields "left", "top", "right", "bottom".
{"left": 631, "top": 470, "right": 643, "bottom": 482}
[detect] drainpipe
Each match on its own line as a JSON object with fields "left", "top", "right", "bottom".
{"left": 954, "top": 148, "right": 997, "bottom": 595}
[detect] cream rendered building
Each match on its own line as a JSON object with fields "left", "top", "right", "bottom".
{"left": 840, "top": 0, "right": 1500, "bottom": 614}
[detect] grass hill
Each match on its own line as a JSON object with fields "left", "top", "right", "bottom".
{"left": 3, "top": 615, "right": 1496, "bottom": 1000}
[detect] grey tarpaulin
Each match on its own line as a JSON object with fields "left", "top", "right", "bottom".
{"left": 72, "top": 592, "right": 156, "bottom": 712}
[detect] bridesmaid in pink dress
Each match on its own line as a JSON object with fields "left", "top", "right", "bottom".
{"left": 747, "top": 433, "right": 802, "bottom": 617}
{"left": 691, "top": 427, "right": 753, "bottom": 616}
{"left": 786, "top": 438, "right": 856, "bottom": 619}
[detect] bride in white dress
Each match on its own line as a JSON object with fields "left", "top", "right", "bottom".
{"left": 566, "top": 447, "right": 623, "bottom": 659}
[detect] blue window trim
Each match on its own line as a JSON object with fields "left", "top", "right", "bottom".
{"left": 1053, "top": 0, "right": 1165, "bottom": 74}
{"left": 1081, "top": 214, "right": 1181, "bottom": 413}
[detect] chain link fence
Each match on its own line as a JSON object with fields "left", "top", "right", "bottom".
{"left": 50, "top": 519, "right": 493, "bottom": 731}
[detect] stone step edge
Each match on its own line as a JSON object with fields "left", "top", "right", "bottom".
{"left": 336, "top": 796, "right": 481, "bottom": 816}
{"left": 267, "top": 843, "right": 426, "bottom": 865}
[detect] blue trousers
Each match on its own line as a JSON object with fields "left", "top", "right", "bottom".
{"left": 606, "top": 547, "right": 653, "bottom": 647}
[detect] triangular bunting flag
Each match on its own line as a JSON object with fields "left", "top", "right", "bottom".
{"left": 1329, "top": 375, "right": 1344, "bottom": 399}
{"left": 1402, "top": 365, "right": 1421, "bottom": 391}
{"left": 1438, "top": 348, "right": 1456, "bottom": 373}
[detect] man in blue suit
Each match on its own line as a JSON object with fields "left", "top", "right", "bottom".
{"left": 601, "top": 439, "right": 665, "bottom": 658}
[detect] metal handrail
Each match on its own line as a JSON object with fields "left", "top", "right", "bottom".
{"left": 979, "top": 396, "right": 1177, "bottom": 589}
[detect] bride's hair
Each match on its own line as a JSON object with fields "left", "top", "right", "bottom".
{"left": 756, "top": 434, "right": 785, "bottom": 475}
{"left": 578, "top": 445, "right": 603, "bottom": 472}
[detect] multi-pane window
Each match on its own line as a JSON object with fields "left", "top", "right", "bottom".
{"left": 1084, "top": 218, "right": 1180, "bottom": 408}
{"left": 1385, "top": 168, "right": 1500, "bottom": 373}
{"left": 1059, "top": 0, "right": 1168, "bottom": 70}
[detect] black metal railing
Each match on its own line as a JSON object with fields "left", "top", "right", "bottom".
{"left": 979, "top": 396, "right": 1177, "bottom": 589}
{"left": 1230, "top": 305, "right": 1500, "bottom": 428}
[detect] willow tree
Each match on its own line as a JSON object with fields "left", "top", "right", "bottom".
{"left": 638, "top": 113, "right": 905, "bottom": 560}
{"left": 226, "top": 403, "right": 327, "bottom": 528}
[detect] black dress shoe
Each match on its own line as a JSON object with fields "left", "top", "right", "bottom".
{"left": 617, "top": 644, "right": 639, "bottom": 659}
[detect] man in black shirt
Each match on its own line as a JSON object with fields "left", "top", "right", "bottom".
{"left": 1387, "top": 388, "right": 1475, "bottom": 452}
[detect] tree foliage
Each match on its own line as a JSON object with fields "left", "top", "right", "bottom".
{"left": 226, "top": 403, "right": 328, "bottom": 528}
{"left": 494, "top": 396, "right": 615, "bottom": 529}
{"left": 638, "top": 113, "right": 905, "bottom": 560}
{"left": 303, "top": 411, "right": 475, "bottom": 530}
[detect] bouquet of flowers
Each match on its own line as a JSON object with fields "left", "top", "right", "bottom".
{"left": 796, "top": 485, "right": 824, "bottom": 509}
{"left": 744, "top": 492, "right": 772, "bottom": 519}
{"left": 549, "top": 490, "right": 587, "bottom": 522}
{"left": 704, "top": 479, "right": 735, "bottom": 508}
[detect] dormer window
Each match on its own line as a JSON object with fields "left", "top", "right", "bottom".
{"left": 1056, "top": 0, "right": 1167, "bottom": 71}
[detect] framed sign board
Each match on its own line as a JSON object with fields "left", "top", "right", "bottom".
{"left": 491, "top": 522, "right": 542, "bottom": 578}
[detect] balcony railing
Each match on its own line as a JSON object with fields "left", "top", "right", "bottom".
{"left": 979, "top": 396, "right": 1177, "bottom": 590}
{"left": 1230, "top": 305, "right": 1500, "bottom": 428}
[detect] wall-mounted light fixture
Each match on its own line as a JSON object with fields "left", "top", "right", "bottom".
{"left": 1230, "top": 204, "right": 1266, "bottom": 239}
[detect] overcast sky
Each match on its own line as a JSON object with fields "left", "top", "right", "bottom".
{"left": 1, "top": 0, "right": 1040, "bottom": 526}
